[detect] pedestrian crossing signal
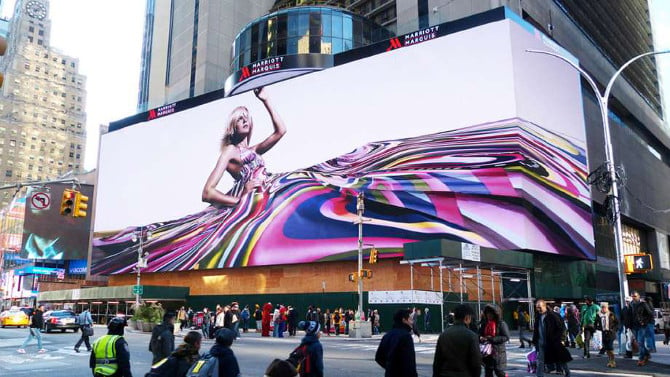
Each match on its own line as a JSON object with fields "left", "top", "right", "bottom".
{"left": 73, "top": 191, "right": 89, "bottom": 217}
{"left": 60, "top": 189, "right": 75, "bottom": 215}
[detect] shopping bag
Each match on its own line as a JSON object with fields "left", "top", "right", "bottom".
{"left": 592, "top": 330, "right": 602, "bottom": 351}
{"left": 575, "top": 332, "right": 584, "bottom": 348}
{"left": 480, "top": 343, "right": 492, "bottom": 357}
{"left": 526, "top": 348, "right": 537, "bottom": 373}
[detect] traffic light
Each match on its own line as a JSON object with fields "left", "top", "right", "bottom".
{"left": 60, "top": 189, "right": 75, "bottom": 215}
{"left": 360, "top": 269, "right": 373, "bottom": 279}
{"left": 348, "top": 272, "right": 358, "bottom": 282}
{"left": 0, "top": 36, "right": 6, "bottom": 88}
{"left": 73, "top": 191, "right": 89, "bottom": 217}
{"left": 369, "top": 248, "right": 378, "bottom": 264}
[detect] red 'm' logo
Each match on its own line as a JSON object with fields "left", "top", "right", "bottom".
{"left": 148, "top": 109, "right": 157, "bottom": 120}
{"left": 239, "top": 67, "right": 251, "bottom": 82}
{"left": 386, "top": 38, "right": 402, "bottom": 51}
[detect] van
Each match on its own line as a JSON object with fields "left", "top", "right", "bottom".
{"left": 654, "top": 308, "right": 664, "bottom": 333}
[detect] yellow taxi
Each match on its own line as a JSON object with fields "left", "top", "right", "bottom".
{"left": 0, "top": 306, "right": 30, "bottom": 328}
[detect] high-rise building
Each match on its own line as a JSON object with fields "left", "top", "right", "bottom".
{"left": 0, "top": 0, "right": 87, "bottom": 207}
{"left": 137, "top": 0, "right": 276, "bottom": 112}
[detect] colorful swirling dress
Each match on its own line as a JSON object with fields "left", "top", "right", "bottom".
{"left": 92, "top": 118, "right": 594, "bottom": 274}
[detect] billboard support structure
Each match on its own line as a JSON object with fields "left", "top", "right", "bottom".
{"left": 526, "top": 48, "right": 670, "bottom": 309}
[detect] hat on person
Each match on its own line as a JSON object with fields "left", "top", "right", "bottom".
{"left": 215, "top": 328, "right": 236, "bottom": 347}
{"left": 298, "top": 320, "right": 320, "bottom": 335}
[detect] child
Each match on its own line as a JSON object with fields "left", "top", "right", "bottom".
{"left": 295, "top": 321, "right": 324, "bottom": 377}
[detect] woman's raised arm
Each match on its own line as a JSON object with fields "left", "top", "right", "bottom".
{"left": 253, "top": 87, "right": 286, "bottom": 155}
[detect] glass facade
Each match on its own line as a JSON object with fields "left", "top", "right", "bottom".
{"left": 231, "top": 6, "right": 394, "bottom": 71}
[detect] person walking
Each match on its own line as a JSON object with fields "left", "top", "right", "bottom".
{"left": 253, "top": 304, "right": 263, "bottom": 333}
{"left": 376, "top": 309, "right": 417, "bottom": 377}
{"left": 90, "top": 317, "right": 132, "bottom": 377}
{"left": 177, "top": 306, "right": 187, "bottom": 332}
{"left": 149, "top": 312, "right": 176, "bottom": 364}
{"left": 201, "top": 307, "right": 211, "bottom": 339}
{"left": 147, "top": 331, "right": 202, "bottom": 377}
{"left": 17, "top": 304, "right": 46, "bottom": 354}
{"left": 432, "top": 304, "right": 481, "bottom": 377}
{"left": 75, "top": 307, "right": 94, "bottom": 352}
{"left": 241, "top": 305, "right": 250, "bottom": 333}
{"left": 209, "top": 328, "right": 241, "bottom": 377}
{"left": 533, "top": 299, "right": 572, "bottom": 377}
{"left": 424, "top": 308, "right": 431, "bottom": 333}
{"left": 566, "top": 304, "right": 580, "bottom": 348}
{"left": 580, "top": 296, "right": 599, "bottom": 358}
{"left": 479, "top": 304, "right": 510, "bottom": 377}
{"left": 410, "top": 308, "right": 422, "bottom": 343}
{"left": 517, "top": 304, "right": 529, "bottom": 348}
{"left": 630, "top": 291, "right": 654, "bottom": 366}
{"left": 595, "top": 303, "right": 619, "bottom": 368}
{"left": 295, "top": 320, "right": 324, "bottom": 377}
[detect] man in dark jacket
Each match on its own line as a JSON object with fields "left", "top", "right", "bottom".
{"left": 17, "top": 304, "right": 46, "bottom": 353}
{"left": 532, "top": 299, "right": 572, "bottom": 377}
{"left": 432, "top": 304, "right": 481, "bottom": 377}
{"left": 630, "top": 291, "right": 654, "bottom": 366}
{"left": 210, "top": 328, "right": 241, "bottom": 377}
{"left": 149, "top": 312, "right": 176, "bottom": 363}
{"left": 148, "top": 331, "right": 201, "bottom": 377}
{"left": 376, "top": 309, "right": 417, "bottom": 377}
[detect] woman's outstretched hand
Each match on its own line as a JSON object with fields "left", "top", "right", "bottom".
{"left": 254, "top": 87, "right": 268, "bottom": 101}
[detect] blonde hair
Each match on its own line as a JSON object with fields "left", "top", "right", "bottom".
{"left": 222, "top": 106, "right": 253, "bottom": 148}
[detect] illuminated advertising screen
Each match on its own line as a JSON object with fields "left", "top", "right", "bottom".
{"left": 93, "top": 15, "right": 594, "bottom": 274}
{"left": 21, "top": 184, "right": 94, "bottom": 260}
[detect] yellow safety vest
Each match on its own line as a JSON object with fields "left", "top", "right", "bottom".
{"left": 92, "top": 335, "right": 121, "bottom": 376}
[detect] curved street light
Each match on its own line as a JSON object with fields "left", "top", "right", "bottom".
{"left": 526, "top": 48, "right": 670, "bottom": 309}
{"left": 131, "top": 227, "right": 152, "bottom": 305}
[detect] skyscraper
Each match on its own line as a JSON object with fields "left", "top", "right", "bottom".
{"left": 0, "top": 0, "right": 87, "bottom": 207}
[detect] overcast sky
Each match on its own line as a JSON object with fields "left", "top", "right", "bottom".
{"left": 2, "top": 0, "right": 670, "bottom": 170}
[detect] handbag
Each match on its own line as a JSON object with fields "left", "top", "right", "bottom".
{"left": 575, "top": 332, "right": 584, "bottom": 348}
{"left": 480, "top": 343, "right": 492, "bottom": 357}
{"left": 83, "top": 325, "right": 94, "bottom": 337}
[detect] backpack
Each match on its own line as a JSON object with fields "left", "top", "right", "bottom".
{"left": 288, "top": 344, "right": 310, "bottom": 376}
{"left": 145, "top": 356, "right": 178, "bottom": 377}
{"left": 185, "top": 353, "right": 219, "bottom": 377}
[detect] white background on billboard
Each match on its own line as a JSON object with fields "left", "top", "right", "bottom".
{"left": 96, "top": 19, "right": 585, "bottom": 231}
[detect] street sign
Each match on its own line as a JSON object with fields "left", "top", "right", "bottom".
{"left": 624, "top": 253, "right": 653, "bottom": 273}
{"left": 132, "top": 285, "right": 143, "bottom": 295}
{"left": 30, "top": 191, "right": 51, "bottom": 210}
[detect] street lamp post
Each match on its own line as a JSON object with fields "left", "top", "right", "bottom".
{"left": 355, "top": 192, "right": 365, "bottom": 319}
{"left": 131, "top": 227, "right": 152, "bottom": 305}
{"left": 526, "top": 48, "right": 670, "bottom": 308}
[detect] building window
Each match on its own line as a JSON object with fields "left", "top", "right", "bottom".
{"left": 5, "top": 170, "right": 11, "bottom": 177}
{"left": 38, "top": 39, "right": 43, "bottom": 45}
{"left": 28, "top": 26, "right": 34, "bottom": 32}
{"left": 28, "top": 36, "right": 33, "bottom": 42}
{"left": 38, "top": 29, "right": 44, "bottom": 36}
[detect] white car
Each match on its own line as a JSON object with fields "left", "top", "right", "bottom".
{"left": 654, "top": 308, "right": 665, "bottom": 333}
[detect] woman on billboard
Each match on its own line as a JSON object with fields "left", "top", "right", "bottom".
{"left": 202, "top": 87, "right": 286, "bottom": 207}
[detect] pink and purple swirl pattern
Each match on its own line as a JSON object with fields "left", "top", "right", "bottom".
{"left": 91, "top": 118, "right": 593, "bottom": 274}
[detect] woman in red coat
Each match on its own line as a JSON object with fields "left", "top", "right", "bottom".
{"left": 262, "top": 302, "right": 273, "bottom": 337}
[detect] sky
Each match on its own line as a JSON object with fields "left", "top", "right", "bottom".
{"left": 1, "top": 0, "right": 670, "bottom": 171}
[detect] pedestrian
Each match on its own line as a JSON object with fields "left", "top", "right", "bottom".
{"left": 372, "top": 309, "right": 381, "bottom": 335}
{"left": 287, "top": 305, "right": 298, "bottom": 336}
{"left": 215, "top": 305, "right": 225, "bottom": 336}
{"left": 566, "top": 304, "right": 580, "bottom": 348}
{"left": 663, "top": 306, "right": 670, "bottom": 346}
{"left": 629, "top": 291, "right": 654, "bottom": 366}
{"left": 90, "top": 317, "right": 132, "bottom": 377}
{"left": 432, "top": 304, "right": 481, "bottom": 377}
{"left": 579, "top": 296, "right": 599, "bottom": 358}
{"left": 241, "top": 305, "right": 250, "bottom": 333}
{"left": 230, "top": 303, "right": 241, "bottom": 338}
{"left": 410, "top": 307, "right": 421, "bottom": 343}
{"left": 202, "top": 307, "right": 211, "bottom": 339}
{"left": 186, "top": 307, "right": 194, "bottom": 328}
{"left": 323, "top": 309, "right": 331, "bottom": 336}
{"left": 532, "top": 299, "right": 572, "bottom": 377}
{"left": 517, "top": 304, "right": 529, "bottom": 348}
{"left": 262, "top": 302, "right": 273, "bottom": 337}
{"left": 209, "top": 328, "right": 241, "bottom": 377}
{"left": 17, "top": 304, "right": 46, "bottom": 354}
{"left": 295, "top": 320, "right": 324, "bottom": 377}
{"left": 148, "top": 331, "right": 202, "bottom": 377}
{"left": 375, "top": 309, "right": 417, "bottom": 377}
{"left": 75, "top": 307, "right": 94, "bottom": 353}
{"left": 479, "top": 304, "right": 510, "bottom": 377}
{"left": 265, "top": 358, "right": 298, "bottom": 377}
{"left": 344, "top": 309, "right": 353, "bottom": 335}
{"left": 644, "top": 297, "right": 656, "bottom": 353}
{"left": 595, "top": 302, "right": 619, "bottom": 368}
{"left": 177, "top": 306, "right": 187, "bottom": 331}
{"left": 333, "top": 309, "right": 342, "bottom": 336}
{"left": 424, "top": 307, "right": 431, "bottom": 333}
{"left": 149, "top": 312, "right": 176, "bottom": 364}
{"left": 253, "top": 304, "right": 263, "bottom": 333}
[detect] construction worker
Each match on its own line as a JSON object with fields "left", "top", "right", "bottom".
{"left": 89, "top": 317, "right": 132, "bottom": 377}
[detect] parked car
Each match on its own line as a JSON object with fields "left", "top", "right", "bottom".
{"left": 0, "top": 306, "right": 30, "bottom": 328}
{"left": 654, "top": 308, "right": 664, "bottom": 333}
{"left": 42, "top": 310, "right": 79, "bottom": 333}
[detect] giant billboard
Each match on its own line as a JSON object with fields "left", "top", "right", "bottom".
{"left": 92, "top": 14, "right": 594, "bottom": 274}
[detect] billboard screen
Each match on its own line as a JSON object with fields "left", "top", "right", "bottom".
{"left": 21, "top": 184, "right": 94, "bottom": 260}
{"left": 93, "top": 16, "right": 594, "bottom": 274}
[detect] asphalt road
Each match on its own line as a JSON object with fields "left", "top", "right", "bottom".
{"left": 1, "top": 325, "right": 669, "bottom": 377}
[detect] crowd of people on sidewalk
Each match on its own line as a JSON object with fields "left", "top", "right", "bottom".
{"left": 11, "top": 295, "right": 670, "bottom": 377}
